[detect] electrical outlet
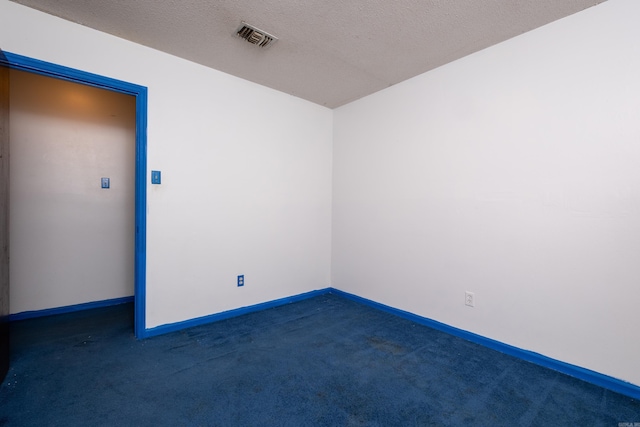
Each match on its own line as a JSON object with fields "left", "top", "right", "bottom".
{"left": 237, "top": 275, "right": 244, "bottom": 287}
{"left": 465, "top": 291, "right": 475, "bottom": 307}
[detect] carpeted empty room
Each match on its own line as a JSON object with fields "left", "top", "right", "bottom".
{"left": 2, "top": 0, "right": 640, "bottom": 425}
{"left": 1, "top": 294, "right": 639, "bottom": 426}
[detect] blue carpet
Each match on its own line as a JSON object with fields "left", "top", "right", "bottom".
{"left": 1, "top": 294, "right": 638, "bottom": 426}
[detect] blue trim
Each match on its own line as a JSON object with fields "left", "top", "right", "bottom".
{"left": 143, "top": 288, "right": 332, "bottom": 338}
{"left": 328, "top": 288, "right": 640, "bottom": 400}
{"left": 0, "top": 53, "right": 141, "bottom": 96}
{"left": 133, "top": 80, "right": 148, "bottom": 340}
{"left": 0, "top": 52, "right": 148, "bottom": 338}
{"left": 9, "top": 296, "right": 134, "bottom": 322}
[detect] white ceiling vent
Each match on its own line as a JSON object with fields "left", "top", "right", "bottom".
{"left": 236, "top": 22, "right": 278, "bottom": 48}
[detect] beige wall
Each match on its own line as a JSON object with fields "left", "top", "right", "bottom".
{"left": 9, "top": 69, "right": 136, "bottom": 313}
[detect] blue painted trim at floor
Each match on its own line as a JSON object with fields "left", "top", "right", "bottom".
{"left": 35, "top": 286, "right": 635, "bottom": 399}
{"left": 328, "top": 288, "right": 640, "bottom": 400}
{"left": 9, "top": 296, "right": 135, "bottom": 322}
{"left": 142, "top": 288, "right": 332, "bottom": 339}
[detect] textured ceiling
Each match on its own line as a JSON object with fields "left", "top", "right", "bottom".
{"left": 12, "top": 0, "right": 605, "bottom": 108}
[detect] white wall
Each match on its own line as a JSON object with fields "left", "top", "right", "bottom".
{"left": 333, "top": 0, "right": 640, "bottom": 386}
{"left": 0, "top": 1, "right": 333, "bottom": 327}
{"left": 3, "top": 0, "right": 636, "bottom": 388}
{"left": 9, "top": 70, "right": 135, "bottom": 313}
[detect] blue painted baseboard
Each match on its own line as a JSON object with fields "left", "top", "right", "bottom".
{"left": 9, "top": 296, "right": 134, "bottom": 322}
{"left": 142, "top": 288, "right": 332, "bottom": 338}
{"left": 12, "top": 286, "right": 638, "bottom": 399}
{"left": 328, "top": 288, "right": 640, "bottom": 400}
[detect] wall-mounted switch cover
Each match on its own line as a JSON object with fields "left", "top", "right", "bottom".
{"left": 151, "top": 170, "right": 161, "bottom": 184}
{"left": 101, "top": 177, "right": 110, "bottom": 189}
{"left": 237, "top": 275, "right": 244, "bottom": 287}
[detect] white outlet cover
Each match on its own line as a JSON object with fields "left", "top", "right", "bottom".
{"left": 465, "top": 291, "right": 475, "bottom": 307}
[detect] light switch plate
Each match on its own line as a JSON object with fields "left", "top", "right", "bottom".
{"left": 101, "top": 177, "right": 110, "bottom": 189}
{"left": 151, "top": 170, "right": 161, "bottom": 184}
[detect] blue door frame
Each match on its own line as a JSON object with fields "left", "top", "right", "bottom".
{"left": 0, "top": 51, "right": 147, "bottom": 338}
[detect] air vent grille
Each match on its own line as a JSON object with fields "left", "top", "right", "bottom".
{"left": 236, "top": 22, "right": 278, "bottom": 48}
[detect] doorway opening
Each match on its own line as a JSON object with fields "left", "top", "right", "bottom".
{"left": 1, "top": 52, "right": 147, "bottom": 338}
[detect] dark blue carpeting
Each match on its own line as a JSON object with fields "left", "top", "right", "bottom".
{"left": 0, "top": 294, "right": 638, "bottom": 426}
